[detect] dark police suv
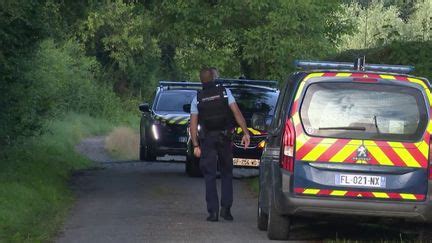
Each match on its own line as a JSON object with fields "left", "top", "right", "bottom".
{"left": 258, "top": 59, "right": 432, "bottom": 240}
{"left": 139, "top": 81, "right": 200, "bottom": 161}
{"left": 185, "top": 79, "right": 279, "bottom": 177}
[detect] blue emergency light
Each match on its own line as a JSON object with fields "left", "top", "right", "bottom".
{"left": 295, "top": 59, "right": 414, "bottom": 74}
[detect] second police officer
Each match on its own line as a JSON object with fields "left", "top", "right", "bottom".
{"left": 190, "top": 67, "right": 250, "bottom": 222}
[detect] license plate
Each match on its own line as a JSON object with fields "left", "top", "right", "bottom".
{"left": 178, "top": 136, "right": 187, "bottom": 143}
{"left": 233, "top": 158, "right": 260, "bottom": 167}
{"left": 336, "top": 174, "right": 386, "bottom": 188}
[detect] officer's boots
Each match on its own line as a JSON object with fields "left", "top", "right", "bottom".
{"left": 206, "top": 211, "right": 218, "bottom": 222}
{"left": 220, "top": 207, "right": 233, "bottom": 221}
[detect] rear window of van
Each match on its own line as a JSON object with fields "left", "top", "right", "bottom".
{"left": 299, "top": 82, "right": 428, "bottom": 142}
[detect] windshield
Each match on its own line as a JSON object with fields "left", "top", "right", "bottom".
{"left": 155, "top": 91, "right": 196, "bottom": 112}
{"left": 230, "top": 89, "right": 278, "bottom": 117}
{"left": 300, "top": 82, "right": 428, "bottom": 142}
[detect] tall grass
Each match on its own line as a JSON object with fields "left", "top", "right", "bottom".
{"left": 0, "top": 113, "right": 119, "bottom": 242}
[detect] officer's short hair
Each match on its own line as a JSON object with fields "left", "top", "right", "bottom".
{"left": 209, "top": 67, "right": 219, "bottom": 80}
{"left": 199, "top": 68, "right": 213, "bottom": 83}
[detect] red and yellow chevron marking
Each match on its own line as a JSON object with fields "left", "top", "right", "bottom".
{"left": 294, "top": 188, "right": 425, "bottom": 201}
{"left": 290, "top": 72, "right": 432, "bottom": 168}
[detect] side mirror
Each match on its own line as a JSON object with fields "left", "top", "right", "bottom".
{"left": 183, "top": 104, "right": 191, "bottom": 113}
{"left": 139, "top": 103, "right": 150, "bottom": 112}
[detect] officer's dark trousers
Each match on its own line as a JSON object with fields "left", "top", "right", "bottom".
{"left": 199, "top": 131, "right": 233, "bottom": 214}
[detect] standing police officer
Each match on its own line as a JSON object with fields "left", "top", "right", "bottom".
{"left": 190, "top": 68, "right": 250, "bottom": 222}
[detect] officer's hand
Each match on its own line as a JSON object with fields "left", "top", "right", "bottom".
{"left": 241, "top": 133, "right": 250, "bottom": 149}
{"left": 194, "top": 146, "right": 201, "bottom": 158}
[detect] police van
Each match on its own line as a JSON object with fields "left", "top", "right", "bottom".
{"left": 258, "top": 59, "right": 432, "bottom": 240}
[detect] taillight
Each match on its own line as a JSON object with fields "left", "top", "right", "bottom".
{"left": 429, "top": 140, "right": 432, "bottom": 180}
{"left": 281, "top": 118, "right": 295, "bottom": 172}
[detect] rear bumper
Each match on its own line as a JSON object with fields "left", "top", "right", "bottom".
{"left": 276, "top": 172, "right": 432, "bottom": 222}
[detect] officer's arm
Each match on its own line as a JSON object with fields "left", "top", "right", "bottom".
{"left": 190, "top": 114, "right": 199, "bottom": 147}
{"left": 229, "top": 102, "right": 249, "bottom": 136}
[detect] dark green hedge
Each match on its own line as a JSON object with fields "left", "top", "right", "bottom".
{"left": 332, "top": 41, "right": 432, "bottom": 80}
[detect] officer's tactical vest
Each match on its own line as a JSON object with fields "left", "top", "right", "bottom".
{"left": 197, "top": 82, "right": 230, "bottom": 131}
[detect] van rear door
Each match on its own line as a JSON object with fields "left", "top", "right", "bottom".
{"left": 291, "top": 73, "right": 430, "bottom": 201}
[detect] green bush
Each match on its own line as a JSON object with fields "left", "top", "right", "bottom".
{"left": 1, "top": 38, "right": 133, "bottom": 141}
{"left": 332, "top": 41, "right": 432, "bottom": 79}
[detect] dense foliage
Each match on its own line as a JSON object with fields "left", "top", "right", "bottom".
{"left": 0, "top": 0, "right": 430, "bottom": 142}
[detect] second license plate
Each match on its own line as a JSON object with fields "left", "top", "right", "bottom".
{"left": 233, "top": 158, "right": 260, "bottom": 167}
{"left": 336, "top": 174, "right": 386, "bottom": 188}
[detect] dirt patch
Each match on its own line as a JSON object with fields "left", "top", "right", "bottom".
{"left": 104, "top": 127, "right": 139, "bottom": 161}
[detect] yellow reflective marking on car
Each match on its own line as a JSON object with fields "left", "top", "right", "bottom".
{"left": 302, "top": 138, "right": 337, "bottom": 161}
{"left": 178, "top": 119, "right": 189, "bottom": 125}
{"left": 399, "top": 193, "right": 417, "bottom": 200}
{"left": 303, "top": 72, "right": 325, "bottom": 82}
{"left": 364, "top": 141, "right": 393, "bottom": 166}
{"left": 336, "top": 73, "right": 351, "bottom": 77}
{"left": 416, "top": 141, "right": 429, "bottom": 160}
{"left": 372, "top": 192, "right": 390, "bottom": 198}
{"left": 388, "top": 142, "right": 421, "bottom": 168}
{"left": 329, "top": 140, "right": 361, "bottom": 162}
{"left": 303, "top": 189, "right": 320, "bottom": 195}
{"left": 295, "top": 133, "right": 309, "bottom": 152}
{"left": 408, "top": 78, "right": 432, "bottom": 102}
{"left": 236, "top": 127, "right": 262, "bottom": 135}
{"left": 380, "top": 74, "right": 396, "bottom": 80}
{"left": 330, "top": 190, "right": 347, "bottom": 196}
{"left": 294, "top": 82, "right": 306, "bottom": 101}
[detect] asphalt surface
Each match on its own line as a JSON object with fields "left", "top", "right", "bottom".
{"left": 56, "top": 137, "right": 418, "bottom": 242}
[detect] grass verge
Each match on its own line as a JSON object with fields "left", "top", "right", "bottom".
{"left": 0, "top": 113, "right": 131, "bottom": 242}
{"left": 105, "top": 126, "right": 139, "bottom": 161}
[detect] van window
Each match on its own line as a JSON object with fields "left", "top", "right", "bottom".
{"left": 300, "top": 82, "right": 428, "bottom": 142}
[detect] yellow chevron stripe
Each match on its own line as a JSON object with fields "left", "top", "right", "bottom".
{"left": 372, "top": 192, "right": 390, "bottom": 199}
{"left": 178, "top": 119, "right": 189, "bottom": 125}
{"left": 388, "top": 142, "right": 421, "bottom": 167}
{"left": 427, "top": 121, "right": 432, "bottom": 134}
{"left": 417, "top": 141, "right": 429, "bottom": 160}
{"left": 335, "top": 73, "right": 351, "bottom": 77}
{"left": 303, "top": 189, "right": 320, "bottom": 195}
{"left": 248, "top": 128, "right": 261, "bottom": 135}
{"left": 380, "top": 74, "right": 396, "bottom": 80}
{"left": 407, "top": 78, "right": 432, "bottom": 102}
{"left": 399, "top": 193, "right": 417, "bottom": 200}
{"left": 302, "top": 138, "right": 337, "bottom": 161}
{"left": 330, "top": 190, "right": 347, "bottom": 196}
{"left": 303, "top": 72, "right": 325, "bottom": 82}
{"left": 294, "top": 82, "right": 306, "bottom": 101}
{"left": 295, "top": 133, "right": 309, "bottom": 152}
{"left": 364, "top": 141, "right": 393, "bottom": 166}
{"left": 329, "top": 140, "right": 361, "bottom": 162}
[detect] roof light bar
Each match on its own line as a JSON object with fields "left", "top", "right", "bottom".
{"left": 216, "top": 78, "right": 278, "bottom": 88}
{"left": 295, "top": 60, "right": 414, "bottom": 74}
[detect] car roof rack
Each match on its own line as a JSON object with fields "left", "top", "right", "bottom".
{"left": 159, "top": 81, "right": 201, "bottom": 89}
{"left": 215, "top": 78, "right": 278, "bottom": 88}
{"left": 295, "top": 57, "right": 415, "bottom": 74}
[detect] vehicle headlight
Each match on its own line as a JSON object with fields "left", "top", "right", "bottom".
{"left": 151, "top": 124, "right": 159, "bottom": 140}
{"left": 198, "top": 124, "right": 201, "bottom": 131}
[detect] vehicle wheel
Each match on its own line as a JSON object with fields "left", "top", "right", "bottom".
{"left": 140, "top": 128, "right": 156, "bottom": 161}
{"left": 186, "top": 154, "right": 202, "bottom": 177}
{"left": 257, "top": 205, "right": 268, "bottom": 231}
{"left": 267, "top": 191, "right": 291, "bottom": 240}
{"left": 418, "top": 225, "right": 432, "bottom": 241}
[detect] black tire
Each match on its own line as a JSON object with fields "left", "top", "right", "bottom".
{"left": 186, "top": 154, "right": 202, "bottom": 177}
{"left": 418, "top": 225, "right": 432, "bottom": 241}
{"left": 257, "top": 205, "right": 268, "bottom": 231}
{"left": 140, "top": 127, "right": 156, "bottom": 161}
{"left": 267, "top": 191, "right": 291, "bottom": 240}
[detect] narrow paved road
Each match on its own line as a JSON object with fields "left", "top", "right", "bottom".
{"left": 57, "top": 137, "right": 415, "bottom": 242}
